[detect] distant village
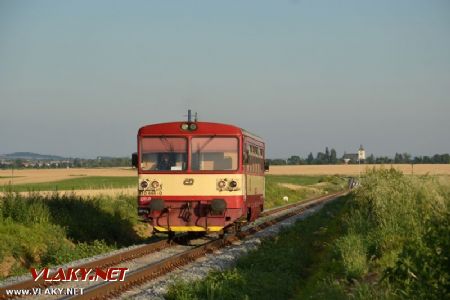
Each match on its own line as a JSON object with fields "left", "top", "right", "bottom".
{"left": 0, "top": 152, "right": 131, "bottom": 169}
{"left": 267, "top": 146, "right": 450, "bottom": 165}
{"left": 1, "top": 147, "right": 449, "bottom": 170}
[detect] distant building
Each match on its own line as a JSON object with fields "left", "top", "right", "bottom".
{"left": 343, "top": 153, "right": 359, "bottom": 164}
{"left": 358, "top": 145, "right": 366, "bottom": 161}
{"left": 343, "top": 145, "right": 366, "bottom": 164}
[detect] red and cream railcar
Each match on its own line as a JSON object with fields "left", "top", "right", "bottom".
{"left": 133, "top": 121, "right": 266, "bottom": 234}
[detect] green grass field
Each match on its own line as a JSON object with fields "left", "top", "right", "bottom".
{"left": 265, "top": 174, "right": 347, "bottom": 208}
{"left": 2, "top": 174, "right": 345, "bottom": 194}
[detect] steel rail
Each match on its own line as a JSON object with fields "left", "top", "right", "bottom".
{"left": 0, "top": 238, "right": 179, "bottom": 299}
{"left": 0, "top": 190, "right": 348, "bottom": 299}
{"left": 71, "top": 191, "right": 348, "bottom": 300}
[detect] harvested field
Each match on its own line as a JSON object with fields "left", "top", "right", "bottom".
{"left": 0, "top": 167, "right": 135, "bottom": 185}
{"left": 268, "top": 164, "right": 450, "bottom": 175}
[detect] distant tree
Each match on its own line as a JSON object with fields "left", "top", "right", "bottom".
{"left": 432, "top": 154, "right": 442, "bottom": 163}
{"left": 325, "top": 147, "right": 330, "bottom": 163}
{"left": 403, "top": 153, "right": 411, "bottom": 163}
{"left": 316, "top": 152, "right": 326, "bottom": 165}
{"left": 330, "top": 148, "right": 337, "bottom": 164}
{"left": 270, "top": 159, "right": 287, "bottom": 165}
{"left": 366, "top": 154, "right": 375, "bottom": 164}
{"left": 287, "top": 155, "right": 301, "bottom": 165}
{"left": 413, "top": 156, "right": 422, "bottom": 164}
{"left": 394, "top": 153, "right": 402, "bottom": 163}
{"left": 306, "top": 152, "right": 314, "bottom": 164}
{"left": 376, "top": 156, "right": 391, "bottom": 164}
{"left": 14, "top": 159, "right": 25, "bottom": 168}
{"left": 73, "top": 158, "right": 82, "bottom": 168}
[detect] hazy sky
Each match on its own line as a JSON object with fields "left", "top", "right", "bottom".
{"left": 1, "top": 0, "right": 449, "bottom": 158}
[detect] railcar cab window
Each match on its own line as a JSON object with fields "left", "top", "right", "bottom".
{"left": 140, "top": 137, "right": 187, "bottom": 171}
{"left": 191, "top": 137, "right": 238, "bottom": 171}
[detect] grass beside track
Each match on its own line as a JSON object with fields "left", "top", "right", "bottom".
{"left": 0, "top": 192, "right": 148, "bottom": 279}
{"left": 166, "top": 195, "right": 350, "bottom": 300}
{"left": 0, "top": 175, "right": 345, "bottom": 279}
{"left": 265, "top": 174, "right": 346, "bottom": 208}
{"left": 166, "top": 170, "right": 450, "bottom": 300}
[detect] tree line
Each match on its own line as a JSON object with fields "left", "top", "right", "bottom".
{"left": 2, "top": 149, "right": 449, "bottom": 169}
{"left": 0, "top": 157, "right": 131, "bottom": 169}
{"left": 267, "top": 147, "right": 450, "bottom": 165}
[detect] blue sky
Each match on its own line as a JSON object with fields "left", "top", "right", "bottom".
{"left": 1, "top": 0, "right": 449, "bottom": 158}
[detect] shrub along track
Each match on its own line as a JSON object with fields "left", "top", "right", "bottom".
{"left": 0, "top": 191, "right": 347, "bottom": 300}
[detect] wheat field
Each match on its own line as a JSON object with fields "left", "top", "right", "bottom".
{"left": 0, "top": 167, "right": 136, "bottom": 185}
{"left": 268, "top": 164, "right": 450, "bottom": 175}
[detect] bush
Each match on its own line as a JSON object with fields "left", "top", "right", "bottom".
{"left": 385, "top": 208, "right": 450, "bottom": 299}
{"left": 335, "top": 233, "right": 367, "bottom": 279}
{"left": 337, "top": 168, "right": 449, "bottom": 298}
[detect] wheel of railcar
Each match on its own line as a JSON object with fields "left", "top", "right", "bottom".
{"left": 234, "top": 222, "right": 242, "bottom": 233}
{"left": 246, "top": 208, "right": 252, "bottom": 222}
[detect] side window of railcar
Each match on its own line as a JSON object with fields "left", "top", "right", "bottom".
{"left": 191, "top": 137, "right": 238, "bottom": 171}
{"left": 247, "top": 145, "right": 264, "bottom": 173}
{"left": 140, "top": 137, "right": 187, "bottom": 171}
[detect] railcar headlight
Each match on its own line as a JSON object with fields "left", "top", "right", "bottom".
{"left": 229, "top": 180, "right": 238, "bottom": 188}
{"left": 189, "top": 123, "right": 197, "bottom": 130}
{"left": 218, "top": 180, "right": 227, "bottom": 188}
{"left": 151, "top": 180, "right": 160, "bottom": 188}
{"left": 181, "top": 123, "right": 189, "bottom": 130}
{"left": 140, "top": 181, "right": 149, "bottom": 189}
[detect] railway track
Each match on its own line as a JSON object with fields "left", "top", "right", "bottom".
{"left": 0, "top": 190, "right": 348, "bottom": 300}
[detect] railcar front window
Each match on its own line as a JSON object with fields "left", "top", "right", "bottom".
{"left": 140, "top": 137, "right": 187, "bottom": 171}
{"left": 191, "top": 137, "right": 238, "bottom": 171}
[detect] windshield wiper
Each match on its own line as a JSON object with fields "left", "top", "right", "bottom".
{"left": 160, "top": 136, "right": 175, "bottom": 152}
{"left": 196, "top": 135, "right": 216, "bottom": 152}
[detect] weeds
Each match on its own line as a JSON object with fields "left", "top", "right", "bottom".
{"left": 166, "top": 169, "right": 449, "bottom": 299}
{"left": 166, "top": 196, "right": 349, "bottom": 300}
{"left": 0, "top": 192, "right": 144, "bottom": 279}
{"left": 320, "top": 168, "right": 449, "bottom": 298}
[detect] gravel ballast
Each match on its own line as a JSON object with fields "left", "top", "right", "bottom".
{"left": 123, "top": 202, "right": 328, "bottom": 300}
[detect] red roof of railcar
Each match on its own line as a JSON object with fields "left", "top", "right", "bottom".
{"left": 138, "top": 122, "right": 264, "bottom": 144}
{"left": 139, "top": 122, "right": 239, "bottom": 136}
